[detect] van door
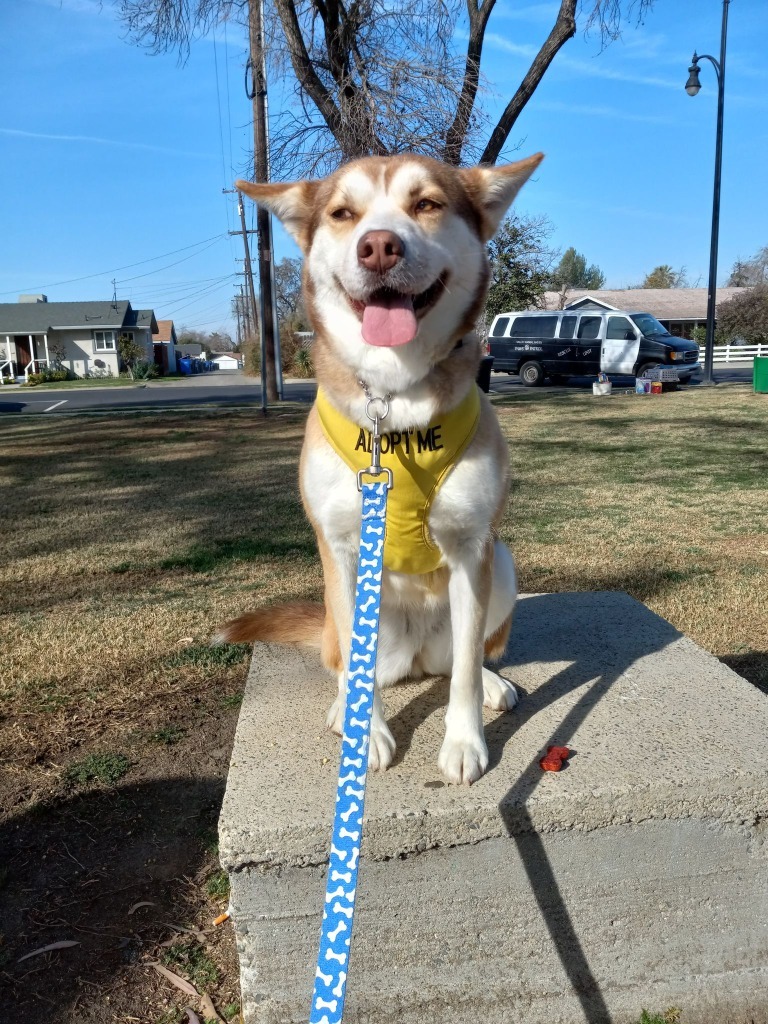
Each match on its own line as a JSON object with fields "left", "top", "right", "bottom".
{"left": 600, "top": 315, "right": 641, "bottom": 374}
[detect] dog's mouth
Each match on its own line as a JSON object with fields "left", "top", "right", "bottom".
{"left": 347, "top": 274, "right": 448, "bottom": 348}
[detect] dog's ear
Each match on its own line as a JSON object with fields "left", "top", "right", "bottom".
{"left": 459, "top": 153, "right": 544, "bottom": 242}
{"left": 235, "top": 179, "right": 319, "bottom": 253}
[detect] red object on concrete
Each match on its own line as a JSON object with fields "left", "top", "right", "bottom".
{"left": 540, "top": 745, "right": 572, "bottom": 772}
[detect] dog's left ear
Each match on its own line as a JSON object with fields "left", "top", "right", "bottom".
{"left": 235, "top": 179, "right": 319, "bottom": 253}
{"left": 460, "top": 153, "right": 544, "bottom": 242}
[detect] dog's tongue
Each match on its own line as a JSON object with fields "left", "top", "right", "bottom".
{"left": 361, "top": 293, "right": 417, "bottom": 347}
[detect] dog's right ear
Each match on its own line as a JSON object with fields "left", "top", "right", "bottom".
{"left": 235, "top": 179, "right": 319, "bottom": 253}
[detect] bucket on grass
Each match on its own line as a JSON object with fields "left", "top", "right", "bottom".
{"left": 754, "top": 356, "right": 768, "bottom": 394}
{"left": 593, "top": 380, "right": 612, "bottom": 396}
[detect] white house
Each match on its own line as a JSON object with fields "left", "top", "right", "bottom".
{"left": 212, "top": 353, "right": 241, "bottom": 370}
{"left": 0, "top": 295, "right": 157, "bottom": 381}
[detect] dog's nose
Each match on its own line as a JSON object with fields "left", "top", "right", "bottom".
{"left": 356, "top": 231, "right": 405, "bottom": 274}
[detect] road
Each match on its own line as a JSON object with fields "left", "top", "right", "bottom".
{"left": 0, "top": 365, "right": 757, "bottom": 416}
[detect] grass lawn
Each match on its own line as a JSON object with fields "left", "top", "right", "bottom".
{"left": 18, "top": 376, "right": 154, "bottom": 390}
{"left": 1, "top": 387, "right": 766, "bottom": 1022}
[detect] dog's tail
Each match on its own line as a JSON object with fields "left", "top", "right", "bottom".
{"left": 213, "top": 602, "right": 326, "bottom": 647}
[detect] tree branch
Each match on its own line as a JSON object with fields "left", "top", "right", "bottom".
{"left": 480, "top": 0, "right": 577, "bottom": 165}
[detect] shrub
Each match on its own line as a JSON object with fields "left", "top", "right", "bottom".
{"left": 292, "top": 344, "right": 314, "bottom": 378}
{"left": 66, "top": 752, "right": 130, "bottom": 786}
{"left": 128, "top": 359, "right": 158, "bottom": 380}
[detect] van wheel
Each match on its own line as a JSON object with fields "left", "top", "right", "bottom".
{"left": 549, "top": 374, "right": 569, "bottom": 386}
{"left": 635, "top": 361, "right": 660, "bottom": 378}
{"left": 519, "top": 361, "right": 545, "bottom": 387}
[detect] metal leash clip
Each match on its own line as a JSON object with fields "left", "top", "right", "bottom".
{"left": 356, "top": 394, "right": 393, "bottom": 492}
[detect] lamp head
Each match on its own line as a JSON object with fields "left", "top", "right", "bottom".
{"left": 685, "top": 55, "right": 701, "bottom": 96}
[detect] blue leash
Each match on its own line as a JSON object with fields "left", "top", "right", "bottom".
{"left": 309, "top": 395, "right": 392, "bottom": 1024}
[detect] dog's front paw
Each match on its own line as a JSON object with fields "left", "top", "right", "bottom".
{"left": 482, "top": 668, "right": 519, "bottom": 711}
{"left": 438, "top": 732, "right": 489, "bottom": 785}
{"left": 326, "top": 694, "right": 344, "bottom": 736}
{"left": 368, "top": 723, "right": 396, "bottom": 772}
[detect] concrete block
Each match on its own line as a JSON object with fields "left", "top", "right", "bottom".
{"left": 219, "top": 592, "right": 768, "bottom": 1023}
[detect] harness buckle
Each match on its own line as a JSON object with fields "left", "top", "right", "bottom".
{"left": 356, "top": 466, "right": 393, "bottom": 491}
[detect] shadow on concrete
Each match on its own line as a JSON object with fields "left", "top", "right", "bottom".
{"left": 489, "top": 593, "right": 681, "bottom": 1024}
{"left": 382, "top": 592, "right": 683, "bottom": 1022}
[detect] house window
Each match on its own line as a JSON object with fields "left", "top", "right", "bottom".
{"left": 93, "top": 330, "right": 116, "bottom": 351}
{"left": 118, "top": 331, "right": 135, "bottom": 346}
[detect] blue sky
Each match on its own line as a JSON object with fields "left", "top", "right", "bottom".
{"left": 2, "top": 0, "right": 767, "bottom": 339}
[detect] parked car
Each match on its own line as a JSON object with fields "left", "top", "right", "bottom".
{"left": 487, "top": 309, "right": 700, "bottom": 386}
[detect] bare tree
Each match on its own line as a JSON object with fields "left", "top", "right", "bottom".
{"left": 118, "top": 0, "right": 656, "bottom": 173}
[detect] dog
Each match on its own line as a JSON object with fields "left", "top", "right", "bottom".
{"left": 217, "top": 151, "right": 543, "bottom": 784}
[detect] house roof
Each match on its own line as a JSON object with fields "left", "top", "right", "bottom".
{"left": 153, "top": 319, "right": 176, "bottom": 344}
{"left": 0, "top": 299, "right": 157, "bottom": 333}
{"left": 539, "top": 288, "right": 748, "bottom": 320}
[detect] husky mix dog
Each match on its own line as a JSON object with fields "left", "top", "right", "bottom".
{"left": 218, "top": 151, "right": 544, "bottom": 785}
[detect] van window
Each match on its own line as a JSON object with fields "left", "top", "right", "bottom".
{"left": 491, "top": 317, "right": 511, "bottom": 338}
{"left": 577, "top": 316, "right": 602, "bottom": 341}
{"left": 606, "top": 316, "right": 635, "bottom": 340}
{"left": 510, "top": 315, "right": 558, "bottom": 339}
{"left": 559, "top": 315, "right": 577, "bottom": 339}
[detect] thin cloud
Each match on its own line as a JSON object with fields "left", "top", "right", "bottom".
{"left": 533, "top": 99, "right": 676, "bottom": 125}
{"left": 491, "top": 2, "right": 560, "bottom": 23}
{"left": 484, "top": 32, "right": 679, "bottom": 90}
{"left": 0, "top": 127, "right": 215, "bottom": 160}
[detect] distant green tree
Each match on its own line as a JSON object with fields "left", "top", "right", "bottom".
{"left": 716, "top": 284, "right": 768, "bottom": 344}
{"left": 549, "top": 246, "right": 605, "bottom": 290}
{"left": 641, "top": 265, "right": 688, "bottom": 288}
{"left": 485, "top": 214, "right": 559, "bottom": 320}
{"left": 726, "top": 246, "right": 768, "bottom": 287}
{"left": 117, "top": 332, "right": 148, "bottom": 379}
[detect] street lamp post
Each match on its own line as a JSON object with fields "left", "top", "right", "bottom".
{"left": 685, "top": 0, "right": 731, "bottom": 386}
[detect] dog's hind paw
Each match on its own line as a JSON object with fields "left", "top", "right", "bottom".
{"left": 438, "top": 732, "right": 489, "bottom": 785}
{"left": 482, "top": 668, "right": 519, "bottom": 711}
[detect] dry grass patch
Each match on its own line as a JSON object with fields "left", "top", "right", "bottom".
{"left": 493, "top": 387, "right": 768, "bottom": 689}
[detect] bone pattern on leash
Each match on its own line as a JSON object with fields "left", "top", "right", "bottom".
{"left": 309, "top": 481, "right": 388, "bottom": 1024}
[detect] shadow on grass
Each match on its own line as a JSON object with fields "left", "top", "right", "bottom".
{"left": 1, "top": 777, "right": 225, "bottom": 1024}
{"left": 720, "top": 650, "right": 768, "bottom": 695}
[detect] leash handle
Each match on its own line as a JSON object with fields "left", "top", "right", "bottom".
{"left": 308, "top": 479, "right": 388, "bottom": 1024}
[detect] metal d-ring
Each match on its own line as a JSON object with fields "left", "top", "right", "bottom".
{"left": 356, "top": 394, "right": 393, "bottom": 491}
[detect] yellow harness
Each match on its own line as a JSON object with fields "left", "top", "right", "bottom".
{"left": 315, "top": 386, "right": 481, "bottom": 575}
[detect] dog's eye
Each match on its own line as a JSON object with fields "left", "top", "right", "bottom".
{"left": 330, "top": 207, "right": 354, "bottom": 221}
{"left": 415, "top": 198, "right": 441, "bottom": 213}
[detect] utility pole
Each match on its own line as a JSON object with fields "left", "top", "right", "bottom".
{"left": 235, "top": 190, "right": 267, "bottom": 415}
{"left": 246, "top": 0, "right": 282, "bottom": 401}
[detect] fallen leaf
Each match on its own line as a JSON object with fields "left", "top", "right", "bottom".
{"left": 128, "top": 901, "right": 156, "bottom": 915}
{"left": 163, "top": 921, "right": 207, "bottom": 941}
{"left": 18, "top": 940, "right": 80, "bottom": 963}
{"left": 185, "top": 1010, "right": 202, "bottom": 1024}
{"left": 199, "top": 993, "right": 224, "bottom": 1022}
{"left": 150, "top": 962, "right": 198, "bottom": 997}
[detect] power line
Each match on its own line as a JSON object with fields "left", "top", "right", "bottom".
{"left": 130, "top": 274, "right": 235, "bottom": 306}
{"left": 114, "top": 237, "right": 226, "bottom": 284}
{"left": 162, "top": 278, "right": 235, "bottom": 317}
{"left": 0, "top": 233, "right": 227, "bottom": 296}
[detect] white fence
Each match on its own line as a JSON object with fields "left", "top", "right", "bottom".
{"left": 710, "top": 343, "right": 767, "bottom": 364}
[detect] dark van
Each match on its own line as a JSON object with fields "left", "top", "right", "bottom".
{"left": 487, "top": 309, "right": 700, "bottom": 386}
